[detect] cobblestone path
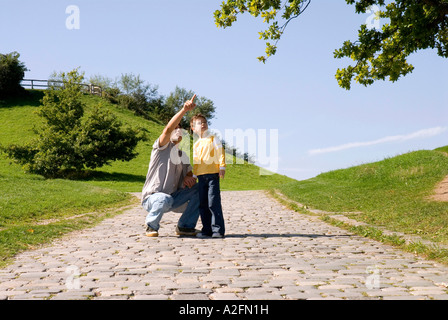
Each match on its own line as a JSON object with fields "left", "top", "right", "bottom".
{"left": 1, "top": 191, "right": 447, "bottom": 300}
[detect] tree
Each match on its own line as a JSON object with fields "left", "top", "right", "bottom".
{"left": 3, "top": 69, "right": 144, "bottom": 178}
{"left": 164, "top": 86, "right": 216, "bottom": 129}
{"left": 214, "top": 0, "right": 448, "bottom": 89}
{"left": 88, "top": 73, "right": 118, "bottom": 91}
{"left": 118, "top": 73, "right": 164, "bottom": 118}
{"left": 0, "top": 51, "right": 28, "bottom": 98}
{"left": 95, "top": 73, "right": 165, "bottom": 121}
{"left": 89, "top": 73, "right": 215, "bottom": 126}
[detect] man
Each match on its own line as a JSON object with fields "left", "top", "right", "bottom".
{"left": 141, "top": 94, "right": 199, "bottom": 237}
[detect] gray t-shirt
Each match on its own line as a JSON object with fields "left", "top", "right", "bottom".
{"left": 141, "top": 138, "right": 192, "bottom": 203}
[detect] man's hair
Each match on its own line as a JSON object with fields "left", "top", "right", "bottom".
{"left": 190, "top": 113, "right": 207, "bottom": 129}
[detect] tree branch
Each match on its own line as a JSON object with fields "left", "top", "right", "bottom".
{"left": 261, "top": 0, "right": 312, "bottom": 62}
{"left": 422, "top": 0, "right": 448, "bottom": 15}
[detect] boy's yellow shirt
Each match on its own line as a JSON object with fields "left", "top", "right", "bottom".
{"left": 193, "top": 134, "right": 226, "bottom": 176}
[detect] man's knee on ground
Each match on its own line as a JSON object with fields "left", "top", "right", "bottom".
{"left": 144, "top": 193, "right": 174, "bottom": 213}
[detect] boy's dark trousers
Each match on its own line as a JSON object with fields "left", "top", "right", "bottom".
{"left": 197, "top": 173, "right": 225, "bottom": 236}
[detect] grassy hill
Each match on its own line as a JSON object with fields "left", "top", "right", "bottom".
{"left": 275, "top": 148, "right": 448, "bottom": 262}
{"left": 0, "top": 90, "right": 294, "bottom": 266}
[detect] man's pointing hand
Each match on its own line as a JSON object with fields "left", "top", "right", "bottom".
{"left": 183, "top": 94, "right": 196, "bottom": 112}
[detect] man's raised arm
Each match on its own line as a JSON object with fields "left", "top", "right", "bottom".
{"left": 159, "top": 94, "right": 196, "bottom": 147}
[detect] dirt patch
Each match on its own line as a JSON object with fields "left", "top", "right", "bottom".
{"left": 429, "top": 175, "right": 448, "bottom": 202}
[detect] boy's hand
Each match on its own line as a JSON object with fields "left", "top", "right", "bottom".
{"left": 183, "top": 94, "right": 197, "bottom": 112}
{"left": 219, "top": 169, "right": 225, "bottom": 179}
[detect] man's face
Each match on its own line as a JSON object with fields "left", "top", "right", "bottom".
{"left": 170, "top": 126, "right": 183, "bottom": 144}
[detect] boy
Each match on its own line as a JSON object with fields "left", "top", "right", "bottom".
{"left": 191, "top": 114, "right": 226, "bottom": 238}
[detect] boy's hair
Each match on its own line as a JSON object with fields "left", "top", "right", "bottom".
{"left": 190, "top": 113, "right": 207, "bottom": 129}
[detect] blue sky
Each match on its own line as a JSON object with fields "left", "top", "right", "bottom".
{"left": 2, "top": 0, "right": 447, "bottom": 181}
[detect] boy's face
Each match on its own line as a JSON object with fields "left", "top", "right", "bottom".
{"left": 192, "top": 118, "right": 208, "bottom": 135}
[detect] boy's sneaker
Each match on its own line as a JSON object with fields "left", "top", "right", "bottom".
{"left": 196, "top": 232, "right": 212, "bottom": 238}
{"left": 145, "top": 225, "right": 158, "bottom": 237}
{"left": 212, "top": 232, "right": 224, "bottom": 238}
{"left": 176, "top": 225, "right": 199, "bottom": 236}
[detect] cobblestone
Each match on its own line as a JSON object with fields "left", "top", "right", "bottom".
{"left": 1, "top": 190, "right": 448, "bottom": 300}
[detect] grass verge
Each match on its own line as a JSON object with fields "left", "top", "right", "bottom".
{"left": 270, "top": 149, "right": 448, "bottom": 264}
{"left": 0, "top": 195, "right": 137, "bottom": 268}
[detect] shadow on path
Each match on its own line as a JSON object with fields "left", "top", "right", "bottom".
{"left": 223, "top": 233, "right": 352, "bottom": 239}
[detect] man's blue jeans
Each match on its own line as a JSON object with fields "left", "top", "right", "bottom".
{"left": 142, "top": 184, "right": 200, "bottom": 231}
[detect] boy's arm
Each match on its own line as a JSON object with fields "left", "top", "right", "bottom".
{"left": 218, "top": 145, "right": 226, "bottom": 179}
{"left": 159, "top": 94, "right": 196, "bottom": 147}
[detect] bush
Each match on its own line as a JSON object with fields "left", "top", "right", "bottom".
{"left": 76, "top": 105, "right": 142, "bottom": 169}
{"left": 0, "top": 52, "right": 28, "bottom": 99}
{"left": 116, "top": 73, "right": 166, "bottom": 120}
{"left": 3, "top": 69, "right": 144, "bottom": 178}
{"left": 103, "top": 87, "right": 121, "bottom": 104}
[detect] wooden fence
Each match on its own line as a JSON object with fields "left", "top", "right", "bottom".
{"left": 21, "top": 79, "right": 102, "bottom": 96}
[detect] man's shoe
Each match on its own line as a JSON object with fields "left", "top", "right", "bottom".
{"left": 145, "top": 225, "right": 159, "bottom": 237}
{"left": 176, "top": 225, "right": 199, "bottom": 236}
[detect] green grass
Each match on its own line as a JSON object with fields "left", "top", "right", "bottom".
{"left": 0, "top": 164, "right": 136, "bottom": 267}
{"left": 275, "top": 148, "right": 448, "bottom": 261}
{"left": 435, "top": 145, "right": 448, "bottom": 154}
{"left": 0, "top": 90, "right": 294, "bottom": 266}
